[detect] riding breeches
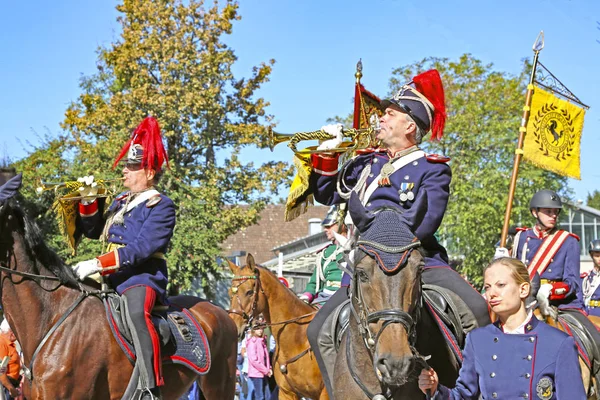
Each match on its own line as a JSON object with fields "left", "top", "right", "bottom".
{"left": 123, "top": 285, "right": 163, "bottom": 388}
{"left": 422, "top": 266, "right": 491, "bottom": 330}
{"left": 306, "top": 286, "right": 349, "bottom": 398}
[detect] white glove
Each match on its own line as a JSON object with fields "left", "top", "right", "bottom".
{"left": 77, "top": 175, "right": 98, "bottom": 203}
{"left": 493, "top": 247, "right": 510, "bottom": 259}
{"left": 536, "top": 283, "right": 554, "bottom": 318}
{"left": 72, "top": 259, "right": 102, "bottom": 281}
{"left": 317, "top": 124, "right": 344, "bottom": 151}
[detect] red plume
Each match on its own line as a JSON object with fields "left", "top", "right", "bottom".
{"left": 413, "top": 69, "right": 446, "bottom": 140}
{"left": 112, "top": 116, "right": 169, "bottom": 171}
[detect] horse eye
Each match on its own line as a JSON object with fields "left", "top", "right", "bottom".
{"left": 246, "top": 290, "right": 254, "bottom": 297}
{"left": 357, "top": 270, "right": 369, "bottom": 283}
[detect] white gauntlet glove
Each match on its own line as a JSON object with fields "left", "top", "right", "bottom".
{"left": 77, "top": 175, "right": 98, "bottom": 204}
{"left": 317, "top": 124, "right": 344, "bottom": 151}
{"left": 493, "top": 247, "right": 510, "bottom": 259}
{"left": 72, "top": 259, "right": 102, "bottom": 280}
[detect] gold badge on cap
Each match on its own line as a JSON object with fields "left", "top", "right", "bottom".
{"left": 536, "top": 377, "right": 553, "bottom": 399}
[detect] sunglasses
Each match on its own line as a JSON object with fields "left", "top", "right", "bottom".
{"left": 124, "top": 162, "right": 144, "bottom": 171}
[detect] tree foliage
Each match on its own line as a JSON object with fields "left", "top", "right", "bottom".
{"left": 587, "top": 190, "right": 600, "bottom": 210}
{"left": 389, "top": 55, "right": 569, "bottom": 286}
{"left": 14, "top": 0, "right": 293, "bottom": 294}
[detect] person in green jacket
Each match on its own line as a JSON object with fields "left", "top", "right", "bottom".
{"left": 299, "top": 206, "right": 347, "bottom": 306}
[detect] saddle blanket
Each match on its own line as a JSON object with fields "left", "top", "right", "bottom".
{"left": 103, "top": 294, "right": 211, "bottom": 376}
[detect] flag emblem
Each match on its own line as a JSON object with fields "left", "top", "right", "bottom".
{"left": 524, "top": 86, "right": 585, "bottom": 179}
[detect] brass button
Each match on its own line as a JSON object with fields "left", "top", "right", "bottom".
{"left": 492, "top": 355, "right": 497, "bottom": 360}
{"left": 526, "top": 355, "right": 532, "bottom": 361}
{"left": 524, "top": 373, "right": 531, "bottom": 378}
{"left": 529, "top": 337, "right": 535, "bottom": 342}
{"left": 490, "top": 372, "right": 496, "bottom": 378}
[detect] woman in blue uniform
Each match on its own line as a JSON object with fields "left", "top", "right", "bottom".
{"left": 73, "top": 116, "right": 174, "bottom": 400}
{"left": 418, "top": 257, "right": 586, "bottom": 399}
{"left": 583, "top": 239, "right": 600, "bottom": 317}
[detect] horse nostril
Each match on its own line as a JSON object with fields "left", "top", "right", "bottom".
{"left": 376, "top": 358, "right": 392, "bottom": 380}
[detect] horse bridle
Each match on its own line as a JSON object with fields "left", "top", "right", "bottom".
{"left": 347, "top": 242, "right": 427, "bottom": 399}
{"left": 228, "top": 273, "right": 264, "bottom": 327}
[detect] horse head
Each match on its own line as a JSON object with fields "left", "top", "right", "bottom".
{"left": 347, "top": 192, "right": 426, "bottom": 387}
{"left": 0, "top": 173, "right": 77, "bottom": 286}
{"left": 227, "top": 253, "right": 267, "bottom": 338}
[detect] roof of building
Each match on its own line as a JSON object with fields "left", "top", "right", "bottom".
{"left": 221, "top": 204, "right": 330, "bottom": 264}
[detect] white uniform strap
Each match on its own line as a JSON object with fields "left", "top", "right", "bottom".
{"left": 362, "top": 150, "right": 425, "bottom": 205}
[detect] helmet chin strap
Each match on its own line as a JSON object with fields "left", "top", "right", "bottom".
{"left": 533, "top": 208, "right": 557, "bottom": 233}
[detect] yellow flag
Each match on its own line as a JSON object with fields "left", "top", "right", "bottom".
{"left": 523, "top": 86, "right": 585, "bottom": 179}
{"left": 284, "top": 152, "right": 314, "bottom": 222}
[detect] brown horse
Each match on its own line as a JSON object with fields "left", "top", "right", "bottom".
{"left": 533, "top": 308, "right": 599, "bottom": 399}
{"left": 0, "top": 187, "right": 237, "bottom": 399}
{"left": 227, "top": 255, "right": 328, "bottom": 400}
{"left": 332, "top": 199, "right": 461, "bottom": 399}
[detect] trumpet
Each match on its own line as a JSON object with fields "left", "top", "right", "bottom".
{"left": 36, "top": 178, "right": 124, "bottom": 201}
{"left": 268, "top": 126, "right": 381, "bottom": 155}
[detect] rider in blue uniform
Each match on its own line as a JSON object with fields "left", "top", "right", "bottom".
{"left": 419, "top": 257, "right": 586, "bottom": 399}
{"left": 511, "top": 190, "right": 600, "bottom": 345}
{"left": 73, "top": 116, "right": 174, "bottom": 400}
{"left": 583, "top": 239, "right": 600, "bottom": 317}
{"left": 307, "top": 70, "right": 490, "bottom": 397}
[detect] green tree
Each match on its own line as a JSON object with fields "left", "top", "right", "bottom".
{"left": 587, "top": 190, "right": 600, "bottom": 210}
{"left": 389, "top": 55, "right": 569, "bottom": 286}
{"left": 15, "top": 0, "right": 293, "bottom": 295}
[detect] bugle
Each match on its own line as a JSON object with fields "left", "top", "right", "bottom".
{"left": 36, "top": 177, "right": 124, "bottom": 201}
{"left": 268, "top": 126, "right": 380, "bottom": 155}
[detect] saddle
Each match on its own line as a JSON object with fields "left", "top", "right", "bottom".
{"left": 329, "top": 284, "right": 470, "bottom": 366}
{"left": 556, "top": 310, "right": 600, "bottom": 377}
{"left": 103, "top": 293, "right": 211, "bottom": 376}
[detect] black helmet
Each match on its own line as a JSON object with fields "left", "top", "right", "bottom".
{"left": 589, "top": 239, "right": 600, "bottom": 253}
{"left": 529, "top": 190, "right": 562, "bottom": 210}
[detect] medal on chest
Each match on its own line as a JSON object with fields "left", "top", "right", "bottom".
{"left": 378, "top": 161, "right": 396, "bottom": 187}
{"left": 399, "top": 182, "right": 415, "bottom": 203}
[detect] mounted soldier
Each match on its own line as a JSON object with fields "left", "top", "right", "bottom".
{"left": 583, "top": 239, "right": 600, "bottom": 316}
{"left": 511, "top": 190, "right": 600, "bottom": 346}
{"left": 307, "top": 69, "right": 490, "bottom": 397}
{"left": 73, "top": 116, "right": 174, "bottom": 400}
{"left": 298, "top": 205, "right": 346, "bottom": 306}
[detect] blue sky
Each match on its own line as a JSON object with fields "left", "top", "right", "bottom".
{"left": 1, "top": 0, "right": 599, "bottom": 201}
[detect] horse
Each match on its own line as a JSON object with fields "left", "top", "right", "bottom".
{"left": 332, "top": 197, "right": 461, "bottom": 399}
{"left": 226, "top": 255, "right": 328, "bottom": 400}
{"left": 0, "top": 176, "right": 238, "bottom": 399}
{"left": 533, "top": 307, "right": 600, "bottom": 398}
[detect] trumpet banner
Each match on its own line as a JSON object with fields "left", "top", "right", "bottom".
{"left": 284, "top": 152, "right": 314, "bottom": 222}
{"left": 353, "top": 83, "right": 384, "bottom": 129}
{"left": 524, "top": 86, "right": 585, "bottom": 179}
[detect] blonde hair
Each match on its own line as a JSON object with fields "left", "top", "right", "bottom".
{"left": 485, "top": 257, "right": 531, "bottom": 287}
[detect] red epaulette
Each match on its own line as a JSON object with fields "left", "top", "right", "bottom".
{"left": 116, "top": 193, "right": 129, "bottom": 201}
{"left": 516, "top": 227, "right": 529, "bottom": 232}
{"left": 581, "top": 271, "right": 590, "bottom": 279}
{"left": 426, "top": 154, "right": 451, "bottom": 163}
{"left": 146, "top": 194, "right": 162, "bottom": 208}
{"left": 568, "top": 232, "right": 580, "bottom": 241}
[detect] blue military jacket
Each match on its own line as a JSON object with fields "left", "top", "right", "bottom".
{"left": 583, "top": 269, "right": 600, "bottom": 316}
{"left": 435, "top": 317, "right": 585, "bottom": 400}
{"left": 514, "top": 228, "right": 583, "bottom": 309}
{"left": 79, "top": 191, "right": 176, "bottom": 302}
{"left": 311, "top": 149, "right": 451, "bottom": 268}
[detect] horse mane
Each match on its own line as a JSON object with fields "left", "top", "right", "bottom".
{"left": 6, "top": 199, "right": 79, "bottom": 286}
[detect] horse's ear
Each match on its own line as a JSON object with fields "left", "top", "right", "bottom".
{"left": 246, "top": 253, "right": 258, "bottom": 272}
{"left": 226, "top": 258, "right": 240, "bottom": 274}
{"left": 348, "top": 192, "right": 375, "bottom": 233}
{"left": 0, "top": 173, "right": 22, "bottom": 203}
